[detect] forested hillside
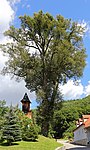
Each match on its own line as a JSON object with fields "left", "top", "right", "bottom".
{"left": 52, "top": 95, "right": 90, "bottom": 139}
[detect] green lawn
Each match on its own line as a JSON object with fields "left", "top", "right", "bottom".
{"left": 0, "top": 135, "right": 63, "bottom": 150}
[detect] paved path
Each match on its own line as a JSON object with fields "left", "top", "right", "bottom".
{"left": 57, "top": 140, "right": 90, "bottom": 150}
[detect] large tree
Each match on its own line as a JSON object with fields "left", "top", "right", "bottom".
{"left": 1, "top": 11, "right": 86, "bottom": 136}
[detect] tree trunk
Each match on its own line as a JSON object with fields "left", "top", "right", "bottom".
{"left": 41, "top": 120, "right": 49, "bottom": 137}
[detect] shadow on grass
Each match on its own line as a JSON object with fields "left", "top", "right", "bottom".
{"left": 0, "top": 139, "right": 38, "bottom": 146}
{"left": 23, "top": 139, "right": 38, "bottom": 142}
{"left": 0, "top": 142, "right": 19, "bottom": 146}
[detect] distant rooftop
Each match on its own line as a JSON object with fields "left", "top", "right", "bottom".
{"left": 82, "top": 115, "right": 90, "bottom": 119}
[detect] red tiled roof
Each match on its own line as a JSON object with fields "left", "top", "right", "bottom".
{"left": 84, "top": 117, "right": 90, "bottom": 128}
{"left": 74, "top": 115, "right": 90, "bottom": 131}
{"left": 82, "top": 115, "right": 90, "bottom": 119}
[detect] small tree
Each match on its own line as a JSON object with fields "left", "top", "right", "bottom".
{"left": 22, "top": 124, "right": 38, "bottom": 141}
{"left": 15, "top": 108, "right": 38, "bottom": 141}
{"left": 0, "top": 100, "right": 8, "bottom": 141}
{"left": 21, "top": 114, "right": 38, "bottom": 141}
{"left": 1, "top": 106, "right": 21, "bottom": 146}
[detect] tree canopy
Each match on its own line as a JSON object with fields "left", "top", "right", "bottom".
{"left": 1, "top": 11, "right": 86, "bottom": 136}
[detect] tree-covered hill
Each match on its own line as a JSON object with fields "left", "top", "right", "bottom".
{"left": 53, "top": 95, "right": 90, "bottom": 139}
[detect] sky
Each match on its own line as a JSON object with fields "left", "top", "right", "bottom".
{"left": 0, "top": 0, "right": 90, "bottom": 108}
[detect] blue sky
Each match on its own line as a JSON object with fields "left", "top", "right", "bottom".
{"left": 0, "top": 0, "right": 90, "bottom": 108}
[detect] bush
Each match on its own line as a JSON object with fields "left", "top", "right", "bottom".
{"left": 63, "top": 122, "right": 76, "bottom": 139}
{"left": 22, "top": 124, "right": 38, "bottom": 141}
{"left": 15, "top": 107, "right": 39, "bottom": 141}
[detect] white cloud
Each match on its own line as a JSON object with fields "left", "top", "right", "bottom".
{"left": 0, "top": 52, "right": 8, "bottom": 71}
{"left": 0, "top": 0, "right": 15, "bottom": 80}
{"left": 0, "top": 75, "right": 37, "bottom": 109}
{"left": 76, "top": 20, "right": 89, "bottom": 38}
{"left": 0, "top": 0, "right": 37, "bottom": 109}
{"left": 8, "top": 0, "right": 21, "bottom": 5}
{"left": 59, "top": 80, "right": 84, "bottom": 100}
{"left": 77, "top": 20, "right": 90, "bottom": 38}
{"left": 84, "top": 81, "right": 90, "bottom": 96}
{"left": 22, "top": 1, "right": 30, "bottom": 9}
{"left": 0, "top": 0, "right": 14, "bottom": 77}
{"left": 0, "top": 0, "right": 14, "bottom": 43}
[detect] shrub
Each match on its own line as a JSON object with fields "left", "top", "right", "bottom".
{"left": 22, "top": 124, "right": 38, "bottom": 141}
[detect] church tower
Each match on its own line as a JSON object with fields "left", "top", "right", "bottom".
{"left": 21, "top": 93, "right": 32, "bottom": 119}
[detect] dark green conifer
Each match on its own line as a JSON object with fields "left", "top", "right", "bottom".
{"left": 2, "top": 105, "right": 21, "bottom": 146}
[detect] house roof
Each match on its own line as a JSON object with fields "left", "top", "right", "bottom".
{"left": 74, "top": 123, "right": 84, "bottom": 131}
{"left": 74, "top": 115, "right": 90, "bottom": 131}
{"left": 82, "top": 115, "right": 90, "bottom": 119}
{"left": 84, "top": 117, "right": 90, "bottom": 128}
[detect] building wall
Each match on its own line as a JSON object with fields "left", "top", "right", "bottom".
{"left": 74, "top": 125, "right": 87, "bottom": 145}
{"left": 84, "top": 119, "right": 88, "bottom": 122}
{"left": 26, "top": 111, "right": 32, "bottom": 119}
{"left": 86, "top": 128, "right": 90, "bottom": 144}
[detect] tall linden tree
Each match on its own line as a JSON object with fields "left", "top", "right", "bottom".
{"left": 1, "top": 11, "right": 86, "bottom": 136}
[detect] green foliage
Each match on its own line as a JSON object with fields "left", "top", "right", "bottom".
{"left": 63, "top": 122, "right": 76, "bottom": 139}
{"left": 22, "top": 124, "right": 38, "bottom": 141}
{"left": 0, "top": 100, "right": 8, "bottom": 141}
{"left": 1, "top": 11, "right": 86, "bottom": 136}
{"left": 21, "top": 117, "right": 38, "bottom": 141}
{"left": 16, "top": 109, "right": 38, "bottom": 141}
{"left": 1, "top": 106, "right": 21, "bottom": 145}
{"left": 53, "top": 95, "right": 90, "bottom": 139}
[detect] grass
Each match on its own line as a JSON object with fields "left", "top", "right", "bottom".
{"left": 0, "top": 135, "right": 63, "bottom": 150}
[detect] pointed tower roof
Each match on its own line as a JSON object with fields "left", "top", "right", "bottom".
{"left": 21, "top": 93, "right": 31, "bottom": 103}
